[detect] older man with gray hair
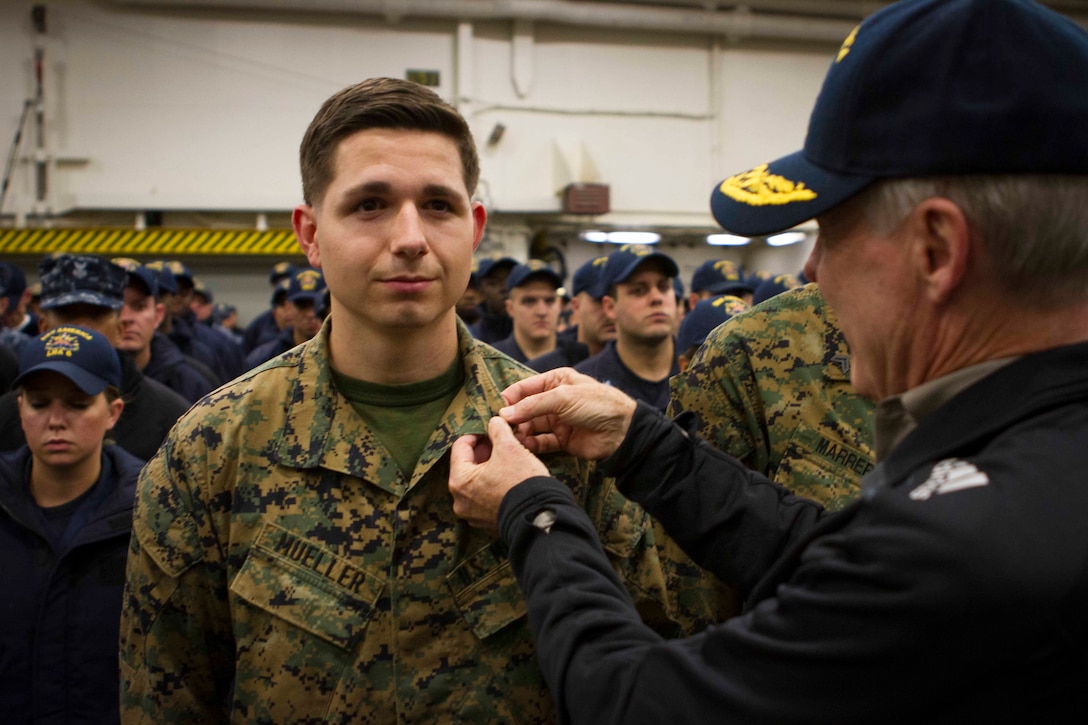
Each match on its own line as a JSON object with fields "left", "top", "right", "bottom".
{"left": 448, "top": 0, "right": 1088, "bottom": 720}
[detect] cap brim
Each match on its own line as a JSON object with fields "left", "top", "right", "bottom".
{"left": 710, "top": 150, "right": 875, "bottom": 236}
{"left": 40, "top": 291, "right": 124, "bottom": 311}
{"left": 11, "top": 362, "right": 109, "bottom": 395}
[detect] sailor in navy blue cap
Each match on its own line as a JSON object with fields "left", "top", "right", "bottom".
{"left": 1, "top": 324, "right": 144, "bottom": 724}
{"left": 0, "top": 263, "right": 34, "bottom": 356}
{"left": 157, "top": 259, "right": 247, "bottom": 382}
{"left": 490, "top": 261, "right": 563, "bottom": 364}
{"left": 572, "top": 244, "right": 682, "bottom": 411}
{"left": 674, "top": 294, "right": 748, "bottom": 373}
{"left": 468, "top": 255, "right": 518, "bottom": 343}
{"left": 112, "top": 258, "right": 219, "bottom": 403}
{"left": 526, "top": 256, "right": 616, "bottom": 372}
{"left": 688, "top": 258, "right": 753, "bottom": 307}
{"left": 448, "top": 1, "right": 1088, "bottom": 720}
{"left": 244, "top": 267, "right": 327, "bottom": 369}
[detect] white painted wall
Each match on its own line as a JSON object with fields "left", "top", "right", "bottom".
{"left": 0, "top": 0, "right": 834, "bottom": 322}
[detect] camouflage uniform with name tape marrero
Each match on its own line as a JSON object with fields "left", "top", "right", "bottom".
{"left": 669, "top": 283, "right": 875, "bottom": 512}
{"left": 120, "top": 318, "right": 728, "bottom": 724}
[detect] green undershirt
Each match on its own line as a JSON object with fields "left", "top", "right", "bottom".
{"left": 332, "top": 357, "right": 464, "bottom": 479}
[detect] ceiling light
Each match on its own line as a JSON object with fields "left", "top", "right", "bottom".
{"left": 607, "top": 231, "right": 660, "bottom": 245}
{"left": 766, "top": 231, "right": 807, "bottom": 247}
{"left": 580, "top": 230, "right": 609, "bottom": 243}
{"left": 580, "top": 230, "right": 661, "bottom": 245}
{"left": 706, "top": 234, "right": 750, "bottom": 246}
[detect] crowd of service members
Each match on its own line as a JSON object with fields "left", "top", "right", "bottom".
{"left": 0, "top": 248, "right": 829, "bottom": 722}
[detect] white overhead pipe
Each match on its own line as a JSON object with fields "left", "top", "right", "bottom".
{"left": 109, "top": 0, "right": 859, "bottom": 43}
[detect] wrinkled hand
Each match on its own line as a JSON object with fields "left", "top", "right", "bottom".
{"left": 499, "top": 367, "right": 637, "bottom": 460}
{"left": 449, "top": 416, "right": 550, "bottom": 531}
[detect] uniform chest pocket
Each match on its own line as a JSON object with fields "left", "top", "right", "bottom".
{"left": 230, "top": 523, "right": 385, "bottom": 651}
{"left": 447, "top": 539, "right": 527, "bottom": 640}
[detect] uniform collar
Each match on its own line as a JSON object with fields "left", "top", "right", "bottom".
{"left": 270, "top": 318, "right": 501, "bottom": 494}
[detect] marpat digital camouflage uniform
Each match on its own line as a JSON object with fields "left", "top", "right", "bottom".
{"left": 121, "top": 319, "right": 727, "bottom": 724}
{"left": 669, "top": 283, "right": 875, "bottom": 512}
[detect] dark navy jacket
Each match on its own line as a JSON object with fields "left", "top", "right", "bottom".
{"left": 244, "top": 326, "right": 295, "bottom": 370}
{"left": 501, "top": 341, "right": 1088, "bottom": 723}
{"left": 468, "top": 306, "right": 512, "bottom": 344}
{"left": 490, "top": 335, "right": 529, "bottom": 364}
{"left": 242, "top": 307, "right": 280, "bottom": 353}
{"left": 573, "top": 340, "right": 679, "bottom": 411}
{"left": 527, "top": 338, "right": 591, "bottom": 372}
{"left": 0, "top": 444, "right": 144, "bottom": 724}
{"left": 143, "top": 332, "right": 219, "bottom": 403}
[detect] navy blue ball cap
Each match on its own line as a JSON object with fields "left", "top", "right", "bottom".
{"left": 571, "top": 256, "right": 609, "bottom": 298}
{"left": 0, "top": 262, "right": 26, "bottom": 305}
{"left": 592, "top": 244, "right": 679, "bottom": 299}
{"left": 690, "top": 259, "right": 752, "bottom": 296}
{"left": 145, "top": 261, "right": 179, "bottom": 296}
{"left": 12, "top": 325, "right": 121, "bottom": 395}
{"left": 753, "top": 273, "right": 802, "bottom": 305}
{"left": 112, "top": 257, "right": 159, "bottom": 298}
{"left": 710, "top": 0, "right": 1088, "bottom": 236}
{"left": 39, "top": 254, "right": 126, "bottom": 311}
{"left": 476, "top": 256, "right": 518, "bottom": 281}
{"left": 505, "top": 260, "right": 563, "bottom": 292}
{"left": 164, "top": 260, "right": 194, "bottom": 284}
{"left": 677, "top": 295, "right": 749, "bottom": 353}
{"left": 269, "top": 261, "right": 297, "bottom": 285}
{"left": 286, "top": 267, "right": 325, "bottom": 305}
{"left": 270, "top": 277, "right": 291, "bottom": 306}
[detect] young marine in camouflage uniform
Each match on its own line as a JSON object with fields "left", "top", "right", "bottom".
{"left": 669, "top": 283, "right": 875, "bottom": 513}
{"left": 119, "top": 77, "right": 725, "bottom": 723}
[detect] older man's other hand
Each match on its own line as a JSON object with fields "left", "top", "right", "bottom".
{"left": 498, "top": 367, "right": 638, "bottom": 460}
{"left": 449, "top": 416, "right": 550, "bottom": 530}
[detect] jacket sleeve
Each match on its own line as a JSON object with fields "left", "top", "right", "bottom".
{"left": 601, "top": 402, "right": 826, "bottom": 600}
{"left": 499, "top": 467, "right": 1013, "bottom": 725}
{"left": 573, "top": 458, "right": 738, "bottom": 637}
{"left": 119, "top": 428, "right": 234, "bottom": 723}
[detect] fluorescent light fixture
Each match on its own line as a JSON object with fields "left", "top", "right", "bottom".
{"left": 580, "top": 230, "right": 661, "bottom": 245}
{"left": 581, "top": 230, "right": 609, "bottom": 243}
{"left": 706, "top": 233, "right": 750, "bottom": 246}
{"left": 607, "top": 231, "right": 660, "bottom": 245}
{"left": 766, "top": 231, "right": 807, "bottom": 247}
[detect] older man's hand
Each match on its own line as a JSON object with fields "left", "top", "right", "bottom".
{"left": 499, "top": 368, "right": 638, "bottom": 460}
{"left": 449, "top": 415, "right": 550, "bottom": 530}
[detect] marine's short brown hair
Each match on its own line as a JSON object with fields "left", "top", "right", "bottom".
{"left": 299, "top": 77, "right": 480, "bottom": 206}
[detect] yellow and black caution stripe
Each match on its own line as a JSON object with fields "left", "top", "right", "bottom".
{"left": 0, "top": 228, "right": 300, "bottom": 256}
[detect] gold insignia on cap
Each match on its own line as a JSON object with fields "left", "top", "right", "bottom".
{"left": 712, "top": 295, "right": 749, "bottom": 316}
{"left": 718, "top": 164, "right": 817, "bottom": 207}
{"left": 111, "top": 257, "right": 140, "bottom": 271}
{"left": 713, "top": 260, "right": 740, "bottom": 278}
{"left": 43, "top": 326, "right": 92, "bottom": 358}
{"left": 837, "top": 25, "right": 859, "bottom": 63}
{"left": 297, "top": 269, "right": 322, "bottom": 292}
